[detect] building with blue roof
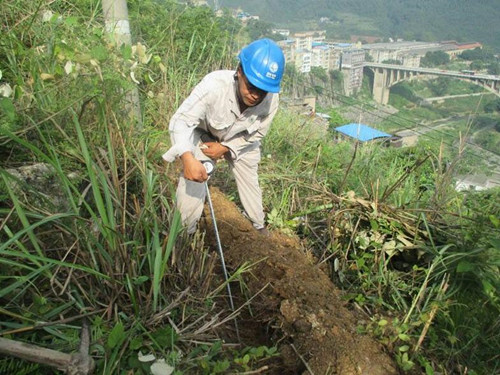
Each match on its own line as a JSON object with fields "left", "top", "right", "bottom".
{"left": 335, "top": 123, "right": 392, "bottom": 142}
{"left": 334, "top": 43, "right": 353, "bottom": 48}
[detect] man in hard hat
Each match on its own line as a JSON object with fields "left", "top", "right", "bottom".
{"left": 163, "top": 38, "right": 285, "bottom": 235}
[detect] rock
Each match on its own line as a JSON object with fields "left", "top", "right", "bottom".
{"left": 5, "top": 162, "right": 71, "bottom": 212}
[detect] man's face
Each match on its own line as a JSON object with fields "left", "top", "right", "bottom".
{"left": 237, "top": 68, "right": 267, "bottom": 107}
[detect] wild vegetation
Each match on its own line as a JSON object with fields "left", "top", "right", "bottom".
{"left": 1, "top": 1, "right": 499, "bottom": 375}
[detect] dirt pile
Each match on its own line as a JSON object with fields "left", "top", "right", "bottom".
{"left": 203, "top": 187, "right": 397, "bottom": 375}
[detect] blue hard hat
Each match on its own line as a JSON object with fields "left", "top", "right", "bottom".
{"left": 238, "top": 38, "right": 285, "bottom": 93}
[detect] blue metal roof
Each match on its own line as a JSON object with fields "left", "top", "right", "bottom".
{"left": 335, "top": 123, "right": 392, "bottom": 142}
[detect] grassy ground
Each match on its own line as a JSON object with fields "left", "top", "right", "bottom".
{"left": 1, "top": 1, "right": 499, "bottom": 374}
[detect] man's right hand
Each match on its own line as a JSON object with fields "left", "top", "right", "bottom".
{"left": 180, "top": 152, "right": 208, "bottom": 182}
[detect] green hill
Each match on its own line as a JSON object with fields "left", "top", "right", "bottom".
{"left": 220, "top": 0, "right": 500, "bottom": 51}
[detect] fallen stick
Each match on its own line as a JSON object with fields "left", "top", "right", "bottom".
{"left": 1, "top": 309, "right": 103, "bottom": 337}
{"left": 291, "top": 344, "right": 315, "bottom": 375}
{"left": 0, "top": 319, "right": 94, "bottom": 374}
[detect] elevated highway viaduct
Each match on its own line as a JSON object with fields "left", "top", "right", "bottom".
{"left": 364, "top": 63, "right": 500, "bottom": 105}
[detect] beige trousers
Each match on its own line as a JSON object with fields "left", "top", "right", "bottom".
{"left": 176, "top": 132, "right": 264, "bottom": 234}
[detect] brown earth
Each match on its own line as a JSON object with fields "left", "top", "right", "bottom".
{"left": 202, "top": 187, "right": 398, "bottom": 375}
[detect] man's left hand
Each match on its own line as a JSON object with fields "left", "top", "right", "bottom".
{"left": 201, "top": 142, "right": 229, "bottom": 160}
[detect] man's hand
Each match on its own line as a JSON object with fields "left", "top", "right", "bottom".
{"left": 201, "top": 142, "right": 229, "bottom": 160}
{"left": 180, "top": 152, "right": 208, "bottom": 182}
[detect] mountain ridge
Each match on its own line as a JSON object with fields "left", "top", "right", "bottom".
{"left": 219, "top": 0, "right": 500, "bottom": 51}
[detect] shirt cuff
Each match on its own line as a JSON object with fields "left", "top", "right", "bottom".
{"left": 162, "top": 142, "right": 194, "bottom": 162}
{"left": 220, "top": 142, "right": 238, "bottom": 160}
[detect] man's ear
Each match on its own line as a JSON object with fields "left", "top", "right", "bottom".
{"left": 234, "top": 65, "right": 242, "bottom": 81}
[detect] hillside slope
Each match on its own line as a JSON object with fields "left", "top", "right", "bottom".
{"left": 203, "top": 187, "right": 397, "bottom": 374}
{"left": 220, "top": 0, "right": 500, "bottom": 50}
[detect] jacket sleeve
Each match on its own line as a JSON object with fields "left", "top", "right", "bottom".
{"left": 163, "top": 80, "right": 209, "bottom": 162}
{"left": 221, "top": 102, "right": 279, "bottom": 161}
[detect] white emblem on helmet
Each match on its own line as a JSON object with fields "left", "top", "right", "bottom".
{"left": 269, "top": 62, "right": 279, "bottom": 74}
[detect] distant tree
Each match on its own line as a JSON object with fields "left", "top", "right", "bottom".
{"left": 473, "top": 121, "right": 500, "bottom": 152}
{"left": 313, "top": 85, "right": 324, "bottom": 95}
{"left": 282, "top": 64, "right": 307, "bottom": 97}
{"left": 417, "top": 30, "right": 435, "bottom": 42}
{"left": 472, "top": 115, "right": 497, "bottom": 128}
{"left": 216, "top": 9, "right": 242, "bottom": 35}
{"left": 484, "top": 98, "right": 500, "bottom": 113}
{"left": 364, "top": 53, "right": 374, "bottom": 62}
{"left": 381, "top": 59, "right": 402, "bottom": 65}
{"left": 391, "top": 82, "right": 419, "bottom": 102}
{"left": 221, "top": 0, "right": 500, "bottom": 51}
{"left": 458, "top": 47, "right": 494, "bottom": 62}
{"left": 429, "top": 77, "right": 450, "bottom": 96}
{"left": 329, "top": 70, "right": 343, "bottom": 81}
{"left": 487, "top": 63, "right": 500, "bottom": 75}
{"left": 470, "top": 61, "right": 484, "bottom": 71}
{"left": 328, "top": 109, "right": 348, "bottom": 131}
{"left": 310, "top": 66, "right": 328, "bottom": 82}
{"left": 246, "top": 19, "right": 275, "bottom": 40}
{"left": 421, "top": 51, "right": 450, "bottom": 67}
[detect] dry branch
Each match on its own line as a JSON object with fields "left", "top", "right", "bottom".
{"left": 0, "top": 320, "right": 94, "bottom": 375}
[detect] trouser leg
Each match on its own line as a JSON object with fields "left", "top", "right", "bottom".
{"left": 228, "top": 146, "right": 265, "bottom": 229}
{"left": 175, "top": 130, "right": 212, "bottom": 234}
{"left": 176, "top": 177, "right": 206, "bottom": 234}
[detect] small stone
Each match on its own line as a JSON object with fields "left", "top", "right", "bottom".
{"left": 293, "top": 319, "right": 312, "bottom": 333}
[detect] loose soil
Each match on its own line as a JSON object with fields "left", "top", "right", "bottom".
{"left": 202, "top": 187, "right": 398, "bottom": 375}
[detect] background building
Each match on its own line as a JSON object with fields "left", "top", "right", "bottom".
{"left": 362, "top": 40, "right": 483, "bottom": 66}
{"left": 278, "top": 35, "right": 365, "bottom": 95}
{"left": 339, "top": 47, "right": 365, "bottom": 95}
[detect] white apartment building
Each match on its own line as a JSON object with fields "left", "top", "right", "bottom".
{"left": 277, "top": 39, "right": 295, "bottom": 65}
{"left": 311, "top": 43, "right": 342, "bottom": 71}
{"left": 311, "top": 44, "right": 329, "bottom": 70}
{"left": 272, "top": 29, "right": 290, "bottom": 38}
{"left": 294, "top": 35, "right": 313, "bottom": 51}
{"left": 277, "top": 31, "right": 329, "bottom": 73}
{"left": 295, "top": 49, "right": 312, "bottom": 73}
{"left": 277, "top": 33, "right": 365, "bottom": 94}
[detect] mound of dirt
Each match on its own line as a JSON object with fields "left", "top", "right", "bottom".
{"left": 203, "top": 187, "right": 397, "bottom": 375}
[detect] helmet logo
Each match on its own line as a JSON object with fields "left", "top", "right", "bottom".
{"left": 269, "top": 62, "right": 279, "bottom": 73}
{"left": 266, "top": 62, "right": 279, "bottom": 80}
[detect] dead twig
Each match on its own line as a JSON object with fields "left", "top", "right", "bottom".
{"left": 0, "top": 310, "right": 103, "bottom": 336}
{"left": 414, "top": 275, "right": 449, "bottom": 353}
{"left": 229, "top": 365, "right": 269, "bottom": 374}
{"left": 291, "top": 344, "right": 315, "bottom": 375}
{"left": 0, "top": 319, "right": 94, "bottom": 375}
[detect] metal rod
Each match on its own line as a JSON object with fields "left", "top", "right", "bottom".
{"left": 205, "top": 182, "right": 240, "bottom": 342}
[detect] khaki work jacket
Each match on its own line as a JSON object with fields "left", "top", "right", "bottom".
{"left": 164, "top": 70, "right": 279, "bottom": 162}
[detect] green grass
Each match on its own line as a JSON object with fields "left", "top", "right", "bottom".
{"left": 261, "top": 106, "right": 499, "bottom": 374}
{"left": 0, "top": 1, "right": 260, "bottom": 373}
{"left": 1, "top": 0, "right": 499, "bottom": 374}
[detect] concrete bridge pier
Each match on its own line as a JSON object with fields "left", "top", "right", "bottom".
{"left": 373, "top": 68, "right": 390, "bottom": 105}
